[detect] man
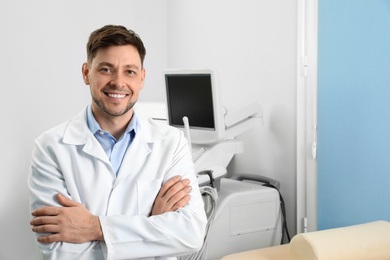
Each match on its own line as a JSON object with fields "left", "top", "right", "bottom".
{"left": 29, "top": 25, "right": 207, "bottom": 260}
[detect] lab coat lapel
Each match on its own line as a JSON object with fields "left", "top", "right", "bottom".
{"left": 63, "top": 107, "right": 110, "bottom": 165}
{"left": 82, "top": 136, "right": 110, "bottom": 164}
{"left": 114, "top": 117, "right": 163, "bottom": 186}
{"left": 114, "top": 135, "right": 150, "bottom": 186}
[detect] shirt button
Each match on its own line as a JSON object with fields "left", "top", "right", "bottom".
{"left": 99, "top": 131, "right": 104, "bottom": 135}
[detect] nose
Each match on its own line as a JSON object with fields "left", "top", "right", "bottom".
{"left": 110, "top": 72, "right": 125, "bottom": 88}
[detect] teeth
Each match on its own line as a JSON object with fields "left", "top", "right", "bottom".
{"left": 108, "top": 93, "right": 126, "bottom": 98}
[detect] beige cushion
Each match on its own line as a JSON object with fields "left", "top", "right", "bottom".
{"left": 221, "top": 244, "right": 290, "bottom": 260}
{"left": 290, "top": 220, "right": 390, "bottom": 260}
{"left": 222, "top": 221, "right": 390, "bottom": 260}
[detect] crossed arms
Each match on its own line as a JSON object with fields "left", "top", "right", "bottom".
{"left": 30, "top": 176, "right": 192, "bottom": 244}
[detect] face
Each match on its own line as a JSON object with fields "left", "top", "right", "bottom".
{"left": 82, "top": 45, "right": 145, "bottom": 122}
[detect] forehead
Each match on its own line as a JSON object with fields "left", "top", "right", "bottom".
{"left": 91, "top": 45, "right": 142, "bottom": 67}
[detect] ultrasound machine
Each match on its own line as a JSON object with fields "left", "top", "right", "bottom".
{"left": 135, "top": 69, "right": 283, "bottom": 260}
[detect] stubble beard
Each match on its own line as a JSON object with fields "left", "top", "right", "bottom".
{"left": 92, "top": 96, "right": 136, "bottom": 117}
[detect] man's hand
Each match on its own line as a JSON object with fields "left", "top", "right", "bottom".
{"left": 151, "top": 176, "right": 192, "bottom": 215}
{"left": 30, "top": 193, "right": 103, "bottom": 244}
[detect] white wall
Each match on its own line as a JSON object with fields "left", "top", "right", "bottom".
{"left": 167, "top": 0, "right": 298, "bottom": 237}
{"left": 0, "top": 1, "right": 298, "bottom": 259}
{"left": 0, "top": 1, "right": 167, "bottom": 259}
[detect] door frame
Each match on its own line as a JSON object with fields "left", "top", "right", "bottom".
{"left": 296, "top": 0, "right": 318, "bottom": 233}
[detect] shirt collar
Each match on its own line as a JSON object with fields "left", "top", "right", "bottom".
{"left": 86, "top": 104, "right": 138, "bottom": 136}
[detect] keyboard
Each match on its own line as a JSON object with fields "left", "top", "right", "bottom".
{"left": 192, "top": 147, "right": 206, "bottom": 163}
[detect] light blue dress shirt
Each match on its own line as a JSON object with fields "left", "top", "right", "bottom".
{"left": 86, "top": 105, "right": 136, "bottom": 175}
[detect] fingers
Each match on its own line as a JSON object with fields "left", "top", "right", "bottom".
{"left": 30, "top": 215, "right": 58, "bottom": 226}
{"left": 151, "top": 177, "right": 193, "bottom": 215}
{"left": 160, "top": 178, "right": 192, "bottom": 210}
{"left": 56, "top": 193, "right": 81, "bottom": 207}
{"left": 30, "top": 214, "right": 62, "bottom": 243}
{"left": 37, "top": 233, "right": 61, "bottom": 244}
{"left": 164, "top": 178, "right": 191, "bottom": 202}
{"left": 157, "top": 175, "right": 182, "bottom": 197}
{"left": 31, "top": 193, "right": 78, "bottom": 218}
{"left": 32, "top": 223, "right": 60, "bottom": 234}
{"left": 35, "top": 232, "right": 72, "bottom": 244}
{"left": 31, "top": 206, "right": 60, "bottom": 217}
{"left": 171, "top": 195, "right": 191, "bottom": 211}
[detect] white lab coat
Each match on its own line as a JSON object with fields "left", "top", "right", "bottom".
{"left": 28, "top": 107, "right": 207, "bottom": 260}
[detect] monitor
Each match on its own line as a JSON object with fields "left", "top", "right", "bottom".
{"left": 164, "top": 69, "right": 225, "bottom": 145}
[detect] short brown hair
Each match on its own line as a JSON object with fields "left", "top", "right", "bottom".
{"left": 86, "top": 25, "right": 146, "bottom": 66}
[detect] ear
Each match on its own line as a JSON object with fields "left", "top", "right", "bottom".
{"left": 82, "top": 62, "right": 90, "bottom": 85}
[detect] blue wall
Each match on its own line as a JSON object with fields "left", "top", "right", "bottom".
{"left": 318, "top": 0, "right": 390, "bottom": 230}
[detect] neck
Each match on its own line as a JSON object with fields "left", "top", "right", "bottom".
{"left": 93, "top": 108, "right": 133, "bottom": 140}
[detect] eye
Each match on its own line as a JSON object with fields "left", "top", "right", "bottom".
{"left": 126, "top": 70, "right": 136, "bottom": 75}
{"left": 99, "top": 67, "right": 112, "bottom": 74}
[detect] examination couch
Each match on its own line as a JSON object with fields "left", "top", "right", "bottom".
{"left": 221, "top": 220, "right": 390, "bottom": 260}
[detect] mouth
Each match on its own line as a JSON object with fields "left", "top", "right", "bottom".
{"left": 105, "top": 92, "right": 128, "bottom": 99}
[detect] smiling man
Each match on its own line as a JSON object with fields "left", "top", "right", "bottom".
{"left": 82, "top": 44, "right": 145, "bottom": 140}
{"left": 28, "top": 25, "right": 207, "bottom": 260}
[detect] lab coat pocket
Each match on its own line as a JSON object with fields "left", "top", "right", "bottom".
{"left": 137, "top": 179, "right": 162, "bottom": 216}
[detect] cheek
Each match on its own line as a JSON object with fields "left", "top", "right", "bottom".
{"left": 89, "top": 77, "right": 106, "bottom": 89}
{"left": 138, "top": 79, "right": 145, "bottom": 90}
{"left": 131, "top": 80, "right": 145, "bottom": 93}
{"left": 88, "top": 81, "right": 105, "bottom": 97}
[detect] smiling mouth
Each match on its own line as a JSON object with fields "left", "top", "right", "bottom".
{"left": 106, "top": 93, "right": 127, "bottom": 99}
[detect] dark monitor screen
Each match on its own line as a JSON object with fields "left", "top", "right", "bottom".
{"left": 165, "top": 74, "right": 215, "bottom": 130}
